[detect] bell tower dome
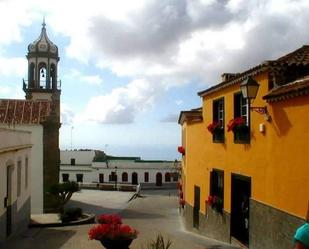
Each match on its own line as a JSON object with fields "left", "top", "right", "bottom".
{"left": 23, "top": 19, "right": 61, "bottom": 105}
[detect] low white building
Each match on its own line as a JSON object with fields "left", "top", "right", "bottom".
{"left": 0, "top": 100, "right": 50, "bottom": 214}
{"left": 60, "top": 150, "right": 179, "bottom": 189}
{"left": 0, "top": 128, "right": 32, "bottom": 242}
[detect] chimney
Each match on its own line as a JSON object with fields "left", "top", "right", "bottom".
{"left": 221, "top": 73, "right": 239, "bottom": 82}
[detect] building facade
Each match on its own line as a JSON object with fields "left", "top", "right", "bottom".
{"left": 0, "top": 128, "right": 31, "bottom": 243}
{"left": 60, "top": 150, "right": 179, "bottom": 189}
{"left": 0, "top": 21, "right": 61, "bottom": 213}
{"left": 178, "top": 46, "right": 309, "bottom": 249}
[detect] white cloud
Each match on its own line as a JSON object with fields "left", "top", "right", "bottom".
{"left": 175, "top": 100, "right": 183, "bottom": 106}
{"left": 0, "top": 57, "right": 27, "bottom": 77}
{"left": 160, "top": 113, "right": 178, "bottom": 123}
{"left": 80, "top": 75, "right": 102, "bottom": 85}
{"left": 64, "top": 68, "right": 103, "bottom": 85}
{"left": 61, "top": 103, "right": 75, "bottom": 126}
{"left": 1, "top": 0, "right": 309, "bottom": 124}
{"left": 0, "top": 85, "right": 24, "bottom": 99}
{"left": 78, "top": 78, "right": 163, "bottom": 124}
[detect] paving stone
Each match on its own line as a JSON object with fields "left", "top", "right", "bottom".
{"left": 2, "top": 189, "right": 239, "bottom": 249}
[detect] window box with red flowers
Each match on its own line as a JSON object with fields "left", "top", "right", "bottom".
{"left": 227, "top": 117, "right": 250, "bottom": 143}
{"left": 207, "top": 121, "right": 224, "bottom": 143}
{"left": 206, "top": 195, "right": 223, "bottom": 214}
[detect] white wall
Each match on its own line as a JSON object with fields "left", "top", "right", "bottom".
{"left": 60, "top": 166, "right": 178, "bottom": 184}
{"left": 60, "top": 150, "right": 95, "bottom": 165}
{"left": 0, "top": 128, "right": 31, "bottom": 241}
{"left": 0, "top": 124, "right": 44, "bottom": 214}
{"left": 59, "top": 150, "right": 179, "bottom": 185}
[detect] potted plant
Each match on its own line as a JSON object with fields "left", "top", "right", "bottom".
{"left": 88, "top": 214, "right": 138, "bottom": 249}
{"left": 207, "top": 121, "right": 224, "bottom": 142}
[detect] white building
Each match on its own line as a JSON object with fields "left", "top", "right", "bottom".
{"left": 60, "top": 150, "right": 179, "bottom": 189}
{"left": 0, "top": 100, "right": 50, "bottom": 214}
{"left": 0, "top": 128, "right": 32, "bottom": 242}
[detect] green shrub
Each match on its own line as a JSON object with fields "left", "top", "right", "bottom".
{"left": 142, "top": 234, "right": 172, "bottom": 249}
{"left": 60, "top": 207, "right": 82, "bottom": 223}
{"left": 47, "top": 181, "right": 80, "bottom": 213}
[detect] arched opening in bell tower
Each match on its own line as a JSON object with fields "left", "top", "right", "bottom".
{"left": 50, "top": 64, "right": 56, "bottom": 89}
{"left": 28, "top": 63, "right": 35, "bottom": 88}
{"left": 38, "top": 63, "right": 47, "bottom": 89}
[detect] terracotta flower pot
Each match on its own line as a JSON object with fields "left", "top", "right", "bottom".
{"left": 100, "top": 238, "right": 133, "bottom": 249}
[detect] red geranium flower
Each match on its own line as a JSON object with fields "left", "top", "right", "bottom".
{"left": 207, "top": 121, "right": 219, "bottom": 134}
{"left": 177, "top": 146, "right": 185, "bottom": 155}
{"left": 97, "top": 214, "right": 122, "bottom": 224}
{"left": 227, "top": 117, "right": 245, "bottom": 132}
{"left": 89, "top": 214, "right": 138, "bottom": 241}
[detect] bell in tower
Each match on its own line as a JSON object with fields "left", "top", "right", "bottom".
{"left": 23, "top": 18, "right": 61, "bottom": 102}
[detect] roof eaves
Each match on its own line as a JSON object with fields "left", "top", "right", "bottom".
{"left": 198, "top": 63, "right": 269, "bottom": 98}
{"left": 178, "top": 110, "right": 203, "bottom": 125}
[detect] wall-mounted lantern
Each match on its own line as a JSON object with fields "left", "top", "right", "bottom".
{"left": 240, "top": 76, "right": 271, "bottom": 121}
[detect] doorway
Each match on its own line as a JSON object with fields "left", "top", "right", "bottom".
{"left": 193, "top": 185, "right": 200, "bottom": 228}
{"left": 231, "top": 174, "right": 251, "bottom": 246}
{"left": 6, "top": 165, "right": 13, "bottom": 237}
{"left": 156, "top": 172, "right": 162, "bottom": 186}
{"left": 132, "top": 172, "right": 138, "bottom": 185}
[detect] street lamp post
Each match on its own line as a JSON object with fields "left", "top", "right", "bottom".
{"left": 115, "top": 166, "right": 118, "bottom": 190}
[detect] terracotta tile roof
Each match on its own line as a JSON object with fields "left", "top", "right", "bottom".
{"left": 198, "top": 45, "right": 309, "bottom": 97}
{"left": 275, "top": 45, "right": 309, "bottom": 66}
{"left": 263, "top": 76, "right": 309, "bottom": 102}
{"left": 178, "top": 109, "right": 203, "bottom": 125}
{"left": 0, "top": 99, "right": 51, "bottom": 125}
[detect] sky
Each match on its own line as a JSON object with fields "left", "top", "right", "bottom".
{"left": 0, "top": 0, "right": 308, "bottom": 160}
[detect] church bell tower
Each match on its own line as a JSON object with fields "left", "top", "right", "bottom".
{"left": 23, "top": 19, "right": 61, "bottom": 120}
{"left": 23, "top": 20, "right": 61, "bottom": 212}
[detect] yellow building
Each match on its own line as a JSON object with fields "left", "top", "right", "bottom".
{"left": 178, "top": 45, "right": 309, "bottom": 249}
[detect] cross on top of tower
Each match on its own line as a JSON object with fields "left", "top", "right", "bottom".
{"left": 42, "top": 16, "right": 46, "bottom": 29}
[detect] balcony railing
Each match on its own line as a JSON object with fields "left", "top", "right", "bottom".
{"left": 23, "top": 79, "right": 61, "bottom": 90}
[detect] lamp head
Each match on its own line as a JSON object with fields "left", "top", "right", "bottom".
{"left": 240, "top": 76, "right": 260, "bottom": 100}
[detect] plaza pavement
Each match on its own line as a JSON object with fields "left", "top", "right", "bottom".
{"left": 1, "top": 189, "right": 239, "bottom": 249}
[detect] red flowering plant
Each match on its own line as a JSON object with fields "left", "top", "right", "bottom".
{"left": 177, "top": 146, "right": 185, "bottom": 155}
{"left": 97, "top": 214, "right": 122, "bottom": 225}
{"left": 207, "top": 121, "right": 220, "bottom": 134}
{"left": 88, "top": 214, "right": 138, "bottom": 242}
{"left": 206, "top": 195, "right": 223, "bottom": 213}
{"left": 179, "top": 199, "right": 185, "bottom": 208}
{"left": 207, "top": 195, "right": 214, "bottom": 205}
{"left": 177, "top": 181, "right": 182, "bottom": 190}
{"left": 227, "top": 117, "right": 246, "bottom": 132}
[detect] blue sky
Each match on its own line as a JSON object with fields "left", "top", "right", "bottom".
{"left": 0, "top": 0, "right": 308, "bottom": 159}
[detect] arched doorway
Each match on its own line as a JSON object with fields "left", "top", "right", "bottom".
{"left": 156, "top": 172, "right": 162, "bottom": 186}
{"left": 122, "top": 172, "right": 128, "bottom": 182}
{"left": 132, "top": 172, "right": 138, "bottom": 185}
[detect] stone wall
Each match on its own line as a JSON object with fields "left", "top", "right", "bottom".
{"left": 250, "top": 199, "right": 305, "bottom": 249}
{"left": 183, "top": 203, "right": 231, "bottom": 243}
